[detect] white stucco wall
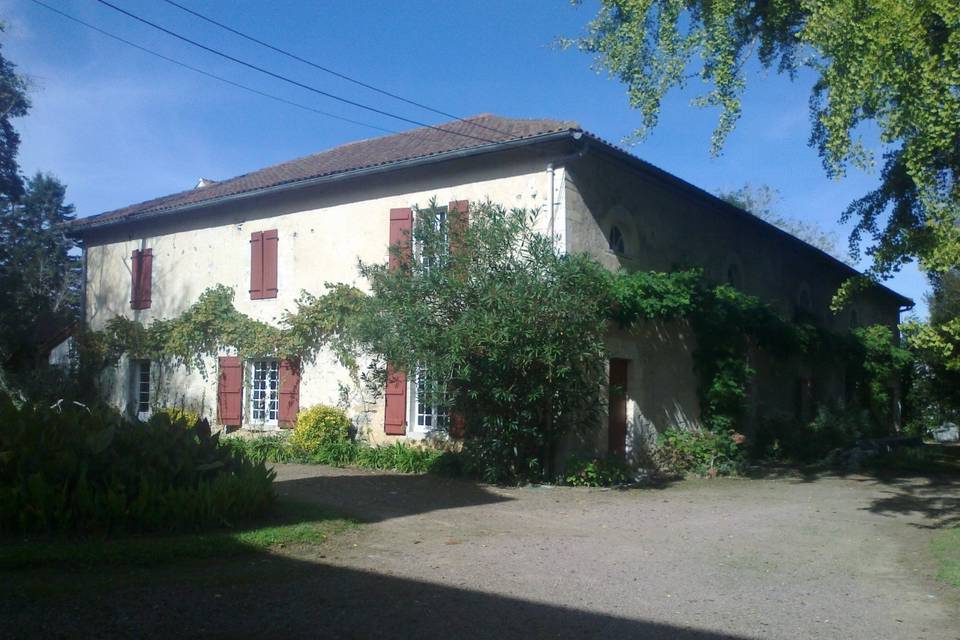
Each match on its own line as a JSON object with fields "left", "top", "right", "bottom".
{"left": 84, "top": 155, "right": 562, "bottom": 443}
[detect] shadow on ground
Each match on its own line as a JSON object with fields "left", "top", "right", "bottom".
{"left": 0, "top": 552, "right": 751, "bottom": 640}
{"left": 746, "top": 463, "right": 960, "bottom": 529}
{"left": 274, "top": 469, "right": 514, "bottom": 523}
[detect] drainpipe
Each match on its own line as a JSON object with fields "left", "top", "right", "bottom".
{"left": 80, "top": 241, "right": 87, "bottom": 329}
{"left": 547, "top": 132, "right": 588, "bottom": 248}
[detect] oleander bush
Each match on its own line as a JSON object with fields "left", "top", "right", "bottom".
{"left": 0, "top": 395, "right": 274, "bottom": 534}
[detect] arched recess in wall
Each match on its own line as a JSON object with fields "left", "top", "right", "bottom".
{"left": 605, "top": 204, "right": 641, "bottom": 259}
{"left": 723, "top": 252, "right": 744, "bottom": 289}
{"left": 794, "top": 282, "right": 814, "bottom": 322}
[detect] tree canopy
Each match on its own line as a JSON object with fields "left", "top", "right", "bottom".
{"left": 573, "top": 0, "right": 959, "bottom": 282}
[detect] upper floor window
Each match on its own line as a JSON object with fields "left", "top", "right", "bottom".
{"left": 608, "top": 225, "right": 625, "bottom": 254}
{"left": 250, "top": 230, "right": 279, "bottom": 300}
{"left": 249, "top": 359, "right": 279, "bottom": 425}
{"left": 130, "top": 248, "right": 153, "bottom": 310}
{"left": 418, "top": 206, "right": 449, "bottom": 274}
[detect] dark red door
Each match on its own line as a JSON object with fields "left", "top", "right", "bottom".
{"left": 608, "top": 358, "right": 628, "bottom": 456}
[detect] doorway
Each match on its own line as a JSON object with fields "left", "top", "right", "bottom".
{"left": 608, "top": 358, "right": 629, "bottom": 456}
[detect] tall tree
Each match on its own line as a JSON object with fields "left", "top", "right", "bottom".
{"left": 716, "top": 183, "right": 843, "bottom": 261}
{"left": 0, "top": 24, "right": 29, "bottom": 206}
{"left": 572, "top": 0, "right": 960, "bottom": 285}
{"left": 0, "top": 173, "right": 80, "bottom": 368}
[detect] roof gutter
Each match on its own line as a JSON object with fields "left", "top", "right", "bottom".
{"left": 71, "top": 129, "right": 579, "bottom": 236}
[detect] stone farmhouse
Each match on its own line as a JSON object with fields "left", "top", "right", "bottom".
{"left": 68, "top": 115, "right": 911, "bottom": 457}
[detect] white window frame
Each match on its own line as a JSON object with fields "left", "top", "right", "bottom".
{"left": 131, "top": 358, "right": 151, "bottom": 421}
{"left": 408, "top": 366, "right": 449, "bottom": 438}
{"left": 417, "top": 205, "right": 449, "bottom": 274}
{"left": 247, "top": 359, "right": 280, "bottom": 430}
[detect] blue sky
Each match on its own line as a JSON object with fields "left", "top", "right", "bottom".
{"left": 3, "top": 0, "right": 928, "bottom": 317}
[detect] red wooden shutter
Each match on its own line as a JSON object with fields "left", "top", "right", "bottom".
{"left": 384, "top": 363, "right": 407, "bottom": 435}
{"left": 138, "top": 248, "right": 152, "bottom": 309}
{"left": 130, "top": 249, "right": 141, "bottom": 308}
{"left": 217, "top": 356, "right": 243, "bottom": 426}
{"left": 250, "top": 231, "right": 263, "bottom": 299}
{"left": 388, "top": 207, "right": 413, "bottom": 270}
{"left": 278, "top": 358, "right": 301, "bottom": 428}
{"left": 384, "top": 206, "right": 412, "bottom": 434}
{"left": 448, "top": 199, "right": 469, "bottom": 255}
{"left": 262, "top": 229, "right": 278, "bottom": 299}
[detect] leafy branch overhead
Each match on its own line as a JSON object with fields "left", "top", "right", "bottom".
{"left": 573, "top": 0, "right": 960, "bottom": 278}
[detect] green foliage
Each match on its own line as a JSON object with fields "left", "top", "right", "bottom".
{"left": 352, "top": 201, "right": 611, "bottom": 483}
{"left": 865, "top": 444, "right": 960, "bottom": 477}
{"left": 0, "top": 26, "right": 30, "bottom": 203}
{"left": 0, "top": 173, "right": 80, "bottom": 381}
{"left": 290, "top": 405, "right": 351, "bottom": 453}
{"left": 657, "top": 427, "right": 746, "bottom": 476}
{"left": 98, "top": 282, "right": 367, "bottom": 378}
{"left": 0, "top": 396, "right": 275, "bottom": 534}
{"left": 153, "top": 406, "right": 202, "bottom": 427}
{"left": 572, "top": 0, "right": 960, "bottom": 281}
{"left": 754, "top": 406, "right": 877, "bottom": 462}
{"left": 563, "top": 455, "right": 631, "bottom": 486}
{"left": 226, "top": 433, "right": 449, "bottom": 475}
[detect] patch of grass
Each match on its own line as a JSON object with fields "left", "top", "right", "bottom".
{"left": 931, "top": 527, "right": 960, "bottom": 588}
{"left": 0, "top": 500, "right": 357, "bottom": 570}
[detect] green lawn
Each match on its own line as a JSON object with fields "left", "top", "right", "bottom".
{"left": 931, "top": 527, "right": 960, "bottom": 589}
{"left": 0, "top": 500, "right": 357, "bottom": 570}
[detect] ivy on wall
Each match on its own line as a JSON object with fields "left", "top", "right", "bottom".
{"left": 82, "top": 268, "right": 909, "bottom": 438}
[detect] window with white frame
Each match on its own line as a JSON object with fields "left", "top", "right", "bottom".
{"left": 132, "top": 359, "right": 151, "bottom": 419}
{"left": 413, "top": 367, "right": 448, "bottom": 434}
{"left": 418, "top": 206, "right": 448, "bottom": 274}
{"left": 249, "top": 359, "right": 279, "bottom": 425}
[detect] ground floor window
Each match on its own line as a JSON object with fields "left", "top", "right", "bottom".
{"left": 250, "top": 359, "right": 279, "bottom": 425}
{"left": 413, "top": 367, "right": 448, "bottom": 433}
{"left": 132, "top": 359, "right": 151, "bottom": 419}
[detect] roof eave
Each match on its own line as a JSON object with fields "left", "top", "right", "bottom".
{"left": 69, "top": 129, "right": 578, "bottom": 236}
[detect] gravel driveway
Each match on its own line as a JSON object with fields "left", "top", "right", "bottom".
{"left": 4, "top": 465, "right": 958, "bottom": 639}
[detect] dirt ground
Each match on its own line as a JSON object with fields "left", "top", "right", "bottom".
{"left": 3, "top": 465, "right": 958, "bottom": 639}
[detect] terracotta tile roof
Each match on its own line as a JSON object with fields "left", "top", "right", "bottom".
{"left": 71, "top": 114, "right": 579, "bottom": 230}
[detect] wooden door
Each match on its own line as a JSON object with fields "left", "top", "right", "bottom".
{"left": 608, "top": 358, "right": 628, "bottom": 456}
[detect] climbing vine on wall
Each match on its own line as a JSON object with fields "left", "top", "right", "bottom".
{"left": 85, "top": 261, "right": 908, "bottom": 440}
{"left": 91, "top": 283, "right": 366, "bottom": 377}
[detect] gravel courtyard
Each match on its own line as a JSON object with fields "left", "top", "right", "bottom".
{"left": 5, "top": 465, "right": 958, "bottom": 639}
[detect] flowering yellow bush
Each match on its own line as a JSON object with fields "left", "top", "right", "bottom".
{"left": 152, "top": 407, "right": 202, "bottom": 427}
{"left": 291, "top": 405, "right": 351, "bottom": 453}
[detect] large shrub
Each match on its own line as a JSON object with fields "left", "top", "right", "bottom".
{"left": 353, "top": 202, "right": 610, "bottom": 483}
{"left": 657, "top": 427, "right": 746, "bottom": 476}
{"left": 0, "top": 396, "right": 274, "bottom": 534}
{"left": 290, "top": 405, "right": 351, "bottom": 453}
